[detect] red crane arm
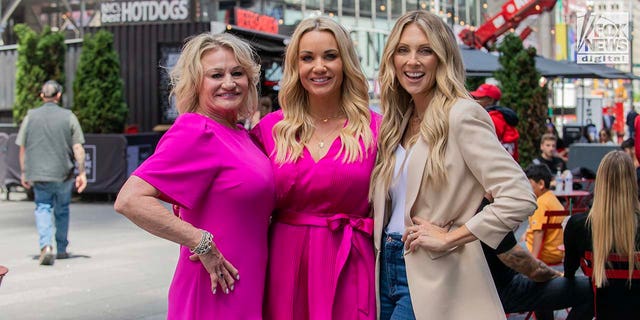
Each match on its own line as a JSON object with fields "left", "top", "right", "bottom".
{"left": 459, "top": 0, "right": 557, "bottom": 49}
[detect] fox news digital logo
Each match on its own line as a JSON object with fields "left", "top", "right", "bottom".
{"left": 576, "top": 11, "right": 629, "bottom": 64}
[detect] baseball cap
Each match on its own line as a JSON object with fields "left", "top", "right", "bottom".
{"left": 470, "top": 84, "right": 501, "bottom": 101}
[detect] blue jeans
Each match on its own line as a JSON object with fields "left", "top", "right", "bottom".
{"left": 500, "top": 273, "right": 594, "bottom": 320}
{"left": 379, "top": 232, "right": 416, "bottom": 320}
{"left": 33, "top": 180, "right": 73, "bottom": 253}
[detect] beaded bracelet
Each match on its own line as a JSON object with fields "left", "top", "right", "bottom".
{"left": 190, "top": 230, "right": 213, "bottom": 255}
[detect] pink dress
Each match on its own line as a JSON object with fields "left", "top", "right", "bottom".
{"left": 133, "top": 113, "right": 275, "bottom": 319}
{"left": 251, "top": 110, "right": 380, "bottom": 320}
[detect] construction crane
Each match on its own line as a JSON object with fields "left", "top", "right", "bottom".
{"left": 459, "top": 0, "right": 557, "bottom": 49}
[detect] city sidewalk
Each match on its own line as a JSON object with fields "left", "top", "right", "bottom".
{"left": 0, "top": 193, "right": 564, "bottom": 320}
{"left": 0, "top": 193, "right": 176, "bottom": 320}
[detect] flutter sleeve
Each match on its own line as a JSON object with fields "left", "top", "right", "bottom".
{"left": 250, "top": 110, "right": 282, "bottom": 156}
{"left": 133, "top": 113, "right": 217, "bottom": 210}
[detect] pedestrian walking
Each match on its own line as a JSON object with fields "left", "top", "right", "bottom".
{"left": 16, "top": 80, "right": 87, "bottom": 266}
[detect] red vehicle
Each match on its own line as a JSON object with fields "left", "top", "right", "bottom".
{"left": 459, "top": 0, "right": 557, "bottom": 49}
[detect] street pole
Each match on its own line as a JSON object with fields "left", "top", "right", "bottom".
{"left": 629, "top": 0, "right": 634, "bottom": 111}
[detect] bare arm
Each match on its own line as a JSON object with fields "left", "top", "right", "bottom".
{"left": 72, "top": 143, "right": 87, "bottom": 193}
{"left": 498, "top": 244, "right": 561, "bottom": 282}
{"left": 114, "top": 175, "right": 238, "bottom": 294}
{"left": 114, "top": 175, "right": 205, "bottom": 249}
{"left": 19, "top": 146, "right": 30, "bottom": 189}
{"left": 531, "top": 230, "right": 544, "bottom": 259}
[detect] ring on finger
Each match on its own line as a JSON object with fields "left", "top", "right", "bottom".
{"left": 219, "top": 272, "right": 224, "bottom": 278}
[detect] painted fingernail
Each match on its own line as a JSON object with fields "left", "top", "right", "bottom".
{"left": 225, "top": 289, "right": 229, "bottom": 294}
{"left": 231, "top": 285, "right": 234, "bottom": 291}
{"left": 212, "top": 288, "right": 216, "bottom": 294}
{"left": 236, "top": 274, "right": 240, "bottom": 280}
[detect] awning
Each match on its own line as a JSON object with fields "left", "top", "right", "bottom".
{"left": 460, "top": 46, "right": 500, "bottom": 77}
{"left": 534, "top": 57, "right": 599, "bottom": 78}
{"left": 460, "top": 45, "right": 637, "bottom": 79}
{"left": 224, "top": 25, "right": 288, "bottom": 60}
{"left": 570, "top": 62, "right": 639, "bottom": 79}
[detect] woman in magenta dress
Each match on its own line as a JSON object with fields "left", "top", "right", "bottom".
{"left": 251, "top": 17, "right": 379, "bottom": 320}
{"left": 114, "top": 33, "right": 274, "bottom": 319}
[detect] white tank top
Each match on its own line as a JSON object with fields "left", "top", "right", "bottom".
{"left": 386, "top": 145, "right": 412, "bottom": 235}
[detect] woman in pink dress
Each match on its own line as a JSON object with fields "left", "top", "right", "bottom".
{"left": 114, "top": 33, "right": 274, "bottom": 319}
{"left": 251, "top": 17, "right": 380, "bottom": 320}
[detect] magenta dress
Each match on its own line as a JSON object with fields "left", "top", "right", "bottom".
{"left": 251, "top": 110, "right": 381, "bottom": 320}
{"left": 133, "top": 113, "right": 275, "bottom": 319}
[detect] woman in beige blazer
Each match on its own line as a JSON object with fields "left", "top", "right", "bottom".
{"left": 370, "top": 11, "right": 537, "bottom": 320}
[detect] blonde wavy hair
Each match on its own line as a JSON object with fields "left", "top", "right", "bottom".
{"left": 588, "top": 151, "right": 640, "bottom": 288}
{"left": 169, "top": 32, "right": 261, "bottom": 120}
{"left": 370, "top": 10, "right": 469, "bottom": 197}
{"left": 273, "top": 16, "right": 372, "bottom": 164}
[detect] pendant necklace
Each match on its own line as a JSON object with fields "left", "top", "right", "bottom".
{"left": 315, "top": 120, "right": 343, "bottom": 150}
{"left": 312, "top": 112, "right": 344, "bottom": 123}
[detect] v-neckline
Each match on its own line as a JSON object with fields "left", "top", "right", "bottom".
{"left": 304, "top": 118, "right": 348, "bottom": 164}
{"left": 304, "top": 136, "right": 340, "bottom": 164}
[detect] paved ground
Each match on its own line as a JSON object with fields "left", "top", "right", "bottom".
{"left": 0, "top": 192, "right": 568, "bottom": 320}
{"left": 0, "top": 193, "right": 176, "bottom": 320}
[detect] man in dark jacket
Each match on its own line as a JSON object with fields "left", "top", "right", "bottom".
{"left": 471, "top": 83, "right": 520, "bottom": 161}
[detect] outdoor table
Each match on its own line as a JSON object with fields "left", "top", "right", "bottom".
{"left": 553, "top": 190, "right": 592, "bottom": 213}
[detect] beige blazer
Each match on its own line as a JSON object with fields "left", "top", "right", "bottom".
{"left": 372, "top": 98, "right": 537, "bottom": 320}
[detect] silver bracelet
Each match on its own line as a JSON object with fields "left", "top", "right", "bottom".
{"left": 189, "top": 230, "right": 213, "bottom": 255}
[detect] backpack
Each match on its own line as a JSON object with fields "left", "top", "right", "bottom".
{"left": 486, "top": 106, "right": 520, "bottom": 161}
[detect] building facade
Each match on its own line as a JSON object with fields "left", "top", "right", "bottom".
{"left": 3, "top": 0, "right": 609, "bottom": 132}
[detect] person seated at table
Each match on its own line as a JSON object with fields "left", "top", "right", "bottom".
{"left": 523, "top": 164, "right": 566, "bottom": 265}
{"left": 622, "top": 138, "right": 640, "bottom": 199}
{"left": 478, "top": 197, "right": 593, "bottom": 320}
{"left": 598, "top": 128, "right": 614, "bottom": 144}
{"left": 564, "top": 151, "right": 640, "bottom": 319}
{"left": 532, "top": 133, "right": 567, "bottom": 174}
{"left": 545, "top": 120, "right": 568, "bottom": 162}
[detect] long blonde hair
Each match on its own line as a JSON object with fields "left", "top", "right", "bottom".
{"left": 273, "top": 16, "right": 372, "bottom": 163}
{"left": 169, "top": 32, "right": 261, "bottom": 119}
{"left": 588, "top": 150, "right": 640, "bottom": 287}
{"left": 370, "top": 10, "right": 469, "bottom": 196}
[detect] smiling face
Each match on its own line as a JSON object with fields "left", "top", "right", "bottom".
{"left": 297, "top": 30, "right": 344, "bottom": 103}
{"left": 393, "top": 23, "right": 438, "bottom": 102}
{"left": 198, "top": 47, "right": 249, "bottom": 120}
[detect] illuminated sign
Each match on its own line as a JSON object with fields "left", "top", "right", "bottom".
{"left": 234, "top": 8, "right": 278, "bottom": 34}
{"left": 101, "top": 0, "right": 189, "bottom": 24}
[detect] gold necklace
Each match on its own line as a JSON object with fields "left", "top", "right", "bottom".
{"left": 311, "top": 112, "right": 344, "bottom": 123}
{"left": 314, "top": 120, "right": 343, "bottom": 149}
